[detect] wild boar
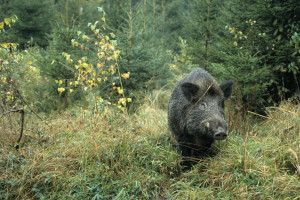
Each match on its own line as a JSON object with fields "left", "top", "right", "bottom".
{"left": 168, "top": 68, "right": 233, "bottom": 167}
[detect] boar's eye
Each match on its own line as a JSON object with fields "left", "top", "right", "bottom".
{"left": 199, "top": 102, "right": 207, "bottom": 110}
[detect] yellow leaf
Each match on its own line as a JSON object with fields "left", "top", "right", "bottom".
{"left": 100, "top": 39, "right": 105, "bottom": 45}
{"left": 1, "top": 77, "right": 7, "bottom": 83}
{"left": 28, "top": 60, "right": 32, "bottom": 65}
{"left": 11, "top": 43, "right": 17, "bottom": 50}
{"left": 58, "top": 80, "right": 63, "bottom": 85}
{"left": 58, "top": 88, "right": 65, "bottom": 93}
{"left": 97, "top": 63, "right": 103, "bottom": 68}
{"left": 97, "top": 97, "right": 104, "bottom": 102}
{"left": 121, "top": 72, "right": 130, "bottom": 79}
{"left": 82, "top": 63, "right": 88, "bottom": 68}
{"left": 0, "top": 22, "right": 4, "bottom": 29}
{"left": 109, "top": 65, "right": 114, "bottom": 72}
{"left": 113, "top": 53, "right": 118, "bottom": 60}
{"left": 118, "top": 88, "right": 123, "bottom": 95}
{"left": 1, "top": 43, "right": 11, "bottom": 48}
{"left": 4, "top": 18, "right": 12, "bottom": 26}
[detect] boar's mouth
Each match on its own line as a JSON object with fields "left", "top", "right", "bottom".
{"left": 203, "top": 121, "right": 228, "bottom": 140}
{"left": 186, "top": 119, "right": 228, "bottom": 140}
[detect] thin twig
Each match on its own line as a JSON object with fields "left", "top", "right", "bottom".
{"left": 0, "top": 109, "right": 24, "bottom": 149}
{"left": 0, "top": 109, "right": 22, "bottom": 119}
{"left": 15, "top": 109, "right": 25, "bottom": 150}
{"left": 247, "top": 111, "right": 269, "bottom": 119}
{"left": 10, "top": 81, "right": 51, "bottom": 128}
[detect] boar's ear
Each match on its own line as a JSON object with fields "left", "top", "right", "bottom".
{"left": 181, "top": 82, "right": 199, "bottom": 101}
{"left": 220, "top": 80, "right": 234, "bottom": 99}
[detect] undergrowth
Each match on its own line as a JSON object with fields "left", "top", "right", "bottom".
{"left": 0, "top": 91, "right": 299, "bottom": 199}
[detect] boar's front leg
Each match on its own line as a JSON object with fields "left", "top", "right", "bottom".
{"left": 177, "top": 134, "right": 194, "bottom": 170}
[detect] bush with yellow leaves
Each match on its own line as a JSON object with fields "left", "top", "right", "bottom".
{"left": 56, "top": 8, "right": 131, "bottom": 112}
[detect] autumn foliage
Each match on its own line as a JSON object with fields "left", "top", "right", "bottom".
{"left": 56, "top": 8, "right": 131, "bottom": 112}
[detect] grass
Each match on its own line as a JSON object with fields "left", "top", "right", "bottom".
{"left": 0, "top": 91, "right": 299, "bottom": 199}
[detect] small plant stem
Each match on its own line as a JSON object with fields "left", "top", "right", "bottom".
{"left": 116, "top": 62, "right": 125, "bottom": 100}
{"left": 242, "top": 130, "right": 249, "bottom": 174}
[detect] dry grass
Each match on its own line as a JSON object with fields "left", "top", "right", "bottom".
{"left": 0, "top": 93, "right": 299, "bottom": 199}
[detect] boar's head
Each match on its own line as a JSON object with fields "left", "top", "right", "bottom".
{"left": 181, "top": 78, "right": 233, "bottom": 142}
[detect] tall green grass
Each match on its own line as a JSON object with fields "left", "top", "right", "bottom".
{"left": 0, "top": 91, "right": 299, "bottom": 199}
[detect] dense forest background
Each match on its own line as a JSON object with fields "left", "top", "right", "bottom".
{"left": 1, "top": 1, "right": 300, "bottom": 199}
{"left": 1, "top": 0, "right": 299, "bottom": 115}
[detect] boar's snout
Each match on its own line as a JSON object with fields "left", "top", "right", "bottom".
{"left": 203, "top": 118, "right": 228, "bottom": 140}
{"left": 214, "top": 127, "right": 227, "bottom": 140}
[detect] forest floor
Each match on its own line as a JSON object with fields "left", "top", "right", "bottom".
{"left": 1, "top": 91, "right": 299, "bottom": 199}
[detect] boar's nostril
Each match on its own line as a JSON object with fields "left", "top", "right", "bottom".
{"left": 214, "top": 130, "right": 227, "bottom": 140}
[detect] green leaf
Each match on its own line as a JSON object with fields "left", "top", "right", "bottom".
{"left": 279, "top": 25, "right": 283, "bottom": 32}
{"left": 71, "top": 39, "right": 75, "bottom": 46}
{"left": 110, "top": 33, "right": 116, "bottom": 39}
{"left": 277, "top": 35, "right": 282, "bottom": 41}
{"left": 90, "top": 21, "right": 98, "bottom": 31}
{"left": 97, "top": 7, "right": 103, "bottom": 13}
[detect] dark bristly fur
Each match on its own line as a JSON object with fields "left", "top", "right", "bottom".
{"left": 168, "top": 68, "right": 233, "bottom": 169}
